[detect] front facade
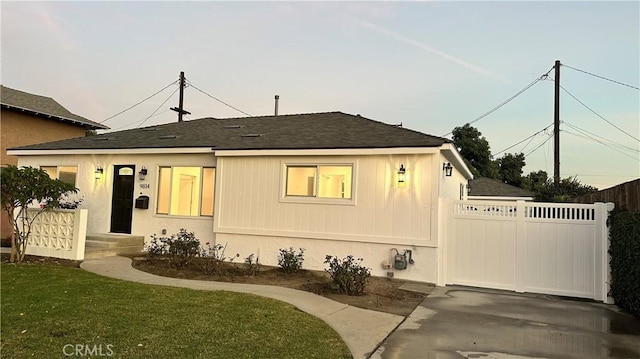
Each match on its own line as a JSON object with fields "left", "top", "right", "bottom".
{"left": 10, "top": 112, "right": 472, "bottom": 283}
{"left": 1, "top": 85, "right": 109, "bottom": 240}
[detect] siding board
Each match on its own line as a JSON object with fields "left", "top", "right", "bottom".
{"left": 217, "top": 154, "right": 434, "bottom": 244}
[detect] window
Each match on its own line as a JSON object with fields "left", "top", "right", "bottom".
{"left": 41, "top": 166, "right": 77, "bottom": 186}
{"left": 156, "top": 167, "right": 215, "bottom": 217}
{"left": 285, "top": 165, "right": 352, "bottom": 199}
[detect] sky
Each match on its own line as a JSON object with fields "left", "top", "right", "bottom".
{"left": 1, "top": 1, "right": 638, "bottom": 189}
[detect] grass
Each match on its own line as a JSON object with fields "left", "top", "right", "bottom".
{"left": 0, "top": 263, "right": 351, "bottom": 358}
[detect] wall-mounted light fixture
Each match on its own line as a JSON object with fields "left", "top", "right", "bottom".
{"left": 139, "top": 166, "right": 148, "bottom": 181}
{"left": 443, "top": 162, "right": 453, "bottom": 177}
{"left": 397, "top": 164, "right": 406, "bottom": 184}
{"left": 95, "top": 166, "right": 104, "bottom": 180}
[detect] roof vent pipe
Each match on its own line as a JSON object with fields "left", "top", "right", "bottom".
{"left": 274, "top": 95, "right": 279, "bottom": 116}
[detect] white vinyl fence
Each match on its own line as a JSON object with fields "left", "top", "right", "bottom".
{"left": 443, "top": 199, "right": 614, "bottom": 302}
{"left": 24, "top": 208, "right": 88, "bottom": 260}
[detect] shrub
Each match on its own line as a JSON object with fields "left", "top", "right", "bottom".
{"left": 278, "top": 247, "right": 305, "bottom": 273}
{"left": 243, "top": 254, "right": 260, "bottom": 276}
{"left": 198, "top": 242, "right": 239, "bottom": 275}
{"left": 324, "top": 255, "right": 371, "bottom": 296}
{"left": 145, "top": 229, "right": 201, "bottom": 268}
{"left": 145, "top": 235, "right": 167, "bottom": 259}
{"left": 609, "top": 210, "right": 640, "bottom": 317}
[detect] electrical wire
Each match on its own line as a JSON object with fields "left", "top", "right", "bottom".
{"left": 441, "top": 66, "right": 554, "bottom": 137}
{"left": 493, "top": 123, "right": 553, "bottom": 156}
{"left": 562, "top": 129, "right": 639, "bottom": 161}
{"left": 563, "top": 121, "right": 639, "bottom": 154}
{"left": 108, "top": 89, "right": 179, "bottom": 132}
{"left": 186, "top": 80, "right": 252, "bottom": 116}
{"left": 562, "top": 64, "right": 640, "bottom": 91}
{"left": 99, "top": 80, "right": 178, "bottom": 124}
{"left": 136, "top": 87, "right": 180, "bottom": 128}
{"left": 524, "top": 133, "right": 554, "bottom": 159}
{"left": 559, "top": 84, "right": 639, "bottom": 142}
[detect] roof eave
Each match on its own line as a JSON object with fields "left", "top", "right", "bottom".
{"left": 0, "top": 103, "right": 109, "bottom": 130}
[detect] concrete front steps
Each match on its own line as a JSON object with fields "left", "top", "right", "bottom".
{"left": 84, "top": 233, "right": 145, "bottom": 259}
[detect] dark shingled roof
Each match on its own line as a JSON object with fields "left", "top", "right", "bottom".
{"left": 1, "top": 85, "right": 109, "bottom": 130}
{"left": 469, "top": 177, "right": 534, "bottom": 198}
{"left": 10, "top": 111, "right": 451, "bottom": 151}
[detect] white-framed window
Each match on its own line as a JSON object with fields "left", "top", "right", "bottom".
{"left": 156, "top": 167, "right": 215, "bottom": 217}
{"left": 41, "top": 166, "right": 78, "bottom": 186}
{"left": 285, "top": 164, "right": 353, "bottom": 200}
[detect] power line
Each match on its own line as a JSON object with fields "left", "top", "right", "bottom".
{"left": 108, "top": 89, "right": 179, "bottom": 132}
{"left": 559, "top": 84, "right": 639, "bottom": 142}
{"left": 493, "top": 123, "right": 553, "bottom": 156}
{"left": 136, "top": 87, "right": 180, "bottom": 128}
{"left": 100, "top": 80, "right": 178, "bottom": 124}
{"left": 524, "top": 133, "right": 554, "bottom": 158}
{"left": 562, "top": 64, "right": 640, "bottom": 91}
{"left": 186, "top": 80, "right": 252, "bottom": 117}
{"left": 563, "top": 121, "right": 639, "bottom": 154}
{"left": 562, "top": 129, "right": 639, "bottom": 162}
{"left": 442, "top": 67, "right": 553, "bottom": 137}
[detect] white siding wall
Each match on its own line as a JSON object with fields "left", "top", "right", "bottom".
{"left": 214, "top": 154, "right": 438, "bottom": 281}
{"left": 438, "top": 153, "right": 468, "bottom": 200}
{"left": 17, "top": 154, "right": 217, "bottom": 244}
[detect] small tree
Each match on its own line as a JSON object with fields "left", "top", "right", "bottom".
{"left": 0, "top": 166, "right": 77, "bottom": 262}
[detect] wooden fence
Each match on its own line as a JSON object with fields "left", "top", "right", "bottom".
{"left": 576, "top": 178, "right": 640, "bottom": 212}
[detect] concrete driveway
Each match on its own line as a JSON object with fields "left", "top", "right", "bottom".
{"left": 372, "top": 286, "right": 640, "bottom": 359}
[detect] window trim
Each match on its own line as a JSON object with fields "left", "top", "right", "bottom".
{"left": 280, "top": 161, "right": 357, "bottom": 206}
{"left": 155, "top": 166, "right": 216, "bottom": 217}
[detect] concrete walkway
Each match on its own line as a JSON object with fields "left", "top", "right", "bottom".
{"left": 80, "top": 256, "right": 404, "bottom": 359}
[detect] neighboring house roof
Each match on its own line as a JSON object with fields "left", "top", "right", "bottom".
{"left": 1, "top": 85, "right": 109, "bottom": 130}
{"left": 468, "top": 177, "right": 533, "bottom": 198}
{"left": 9, "top": 111, "right": 451, "bottom": 151}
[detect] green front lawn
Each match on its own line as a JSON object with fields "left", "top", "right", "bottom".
{"left": 0, "top": 264, "right": 351, "bottom": 358}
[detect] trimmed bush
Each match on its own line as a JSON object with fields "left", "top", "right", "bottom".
{"left": 146, "top": 229, "right": 201, "bottom": 268}
{"left": 277, "top": 247, "right": 305, "bottom": 273}
{"left": 324, "top": 255, "right": 371, "bottom": 296}
{"left": 609, "top": 210, "right": 640, "bottom": 317}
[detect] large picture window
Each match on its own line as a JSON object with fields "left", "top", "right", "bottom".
{"left": 156, "top": 167, "right": 215, "bottom": 217}
{"left": 285, "top": 165, "right": 352, "bottom": 199}
{"left": 41, "top": 166, "right": 77, "bottom": 186}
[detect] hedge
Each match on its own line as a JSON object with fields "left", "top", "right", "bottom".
{"left": 609, "top": 210, "right": 640, "bottom": 317}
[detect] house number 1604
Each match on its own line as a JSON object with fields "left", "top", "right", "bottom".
{"left": 139, "top": 184, "right": 150, "bottom": 189}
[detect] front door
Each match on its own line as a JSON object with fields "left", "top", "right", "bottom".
{"left": 110, "top": 165, "right": 135, "bottom": 234}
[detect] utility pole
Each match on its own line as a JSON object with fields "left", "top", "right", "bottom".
{"left": 171, "top": 71, "right": 191, "bottom": 122}
{"left": 554, "top": 60, "right": 560, "bottom": 184}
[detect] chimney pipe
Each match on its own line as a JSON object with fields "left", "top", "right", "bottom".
{"left": 274, "top": 95, "right": 279, "bottom": 116}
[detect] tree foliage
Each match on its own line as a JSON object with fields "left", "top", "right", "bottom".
{"left": 531, "top": 176, "right": 598, "bottom": 202}
{"left": 452, "top": 124, "right": 497, "bottom": 178}
{"left": 0, "top": 166, "right": 77, "bottom": 262}
{"left": 496, "top": 153, "right": 526, "bottom": 187}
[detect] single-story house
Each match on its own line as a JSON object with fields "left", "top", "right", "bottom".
{"left": 468, "top": 177, "right": 534, "bottom": 201}
{"left": 8, "top": 111, "right": 472, "bottom": 283}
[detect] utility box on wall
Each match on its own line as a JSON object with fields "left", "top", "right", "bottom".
{"left": 135, "top": 195, "right": 149, "bottom": 209}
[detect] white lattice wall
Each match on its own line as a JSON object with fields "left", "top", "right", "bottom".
{"left": 25, "top": 208, "right": 88, "bottom": 260}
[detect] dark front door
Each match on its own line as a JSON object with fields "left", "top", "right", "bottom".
{"left": 110, "top": 165, "right": 135, "bottom": 234}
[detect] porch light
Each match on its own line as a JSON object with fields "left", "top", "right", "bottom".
{"left": 397, "top": 164, "right": 406, "bottom": 183}
{"left": 443, "top": 162, "right": 453, "bottom": 177}
{"left": 95, "top": 166, "right": 104, "bottom": 180}
{"left": 139, "top": 166, "right": 148, "bottom": 180}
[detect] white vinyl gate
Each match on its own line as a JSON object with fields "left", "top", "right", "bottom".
{"left": 444, "top": 199, "right": 614, "bottom": 302}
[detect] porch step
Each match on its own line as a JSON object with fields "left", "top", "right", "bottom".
{"left": 84, "top": 233, "right": 145, "bottom": 259}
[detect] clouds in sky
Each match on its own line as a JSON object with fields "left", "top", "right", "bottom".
{"left": 354, "top": 17, "right": 495, "bottom": 77}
